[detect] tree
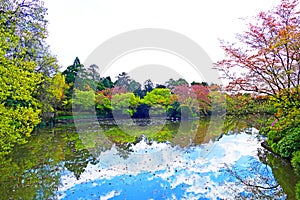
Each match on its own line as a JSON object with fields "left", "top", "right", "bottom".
{"left": 47, "top": 73, "right": 70, "bottom": 111}
{"left": 144, "top": 79, "right": 154, "bottom": 93}
{"left": 0, "top": 3, "right": 43, "bottom": 155}
{"left": 72, "top": 90, "right": 95, "bottom": 111}
{"left": 95, "top": 89, "right": 112, "bottom": 118}
{"left": 85, "top": 64, "right": 101, "bottom": 90}
{"left": 142, "top": 88, "right": 174, "bottom": 117}
{"left": 62, "top": 57, "right": 98, "bottom": 100}
{"left": 128, "top": 80, "right": 141, "bottom": 93}
{"left": 114, "top": 72, "right": 132, "bottom": 88}
{"left": 191, "top": 85, "right": 211, "bottom": 116}
{"left": 165, "top": 78, "right": 189, "bottom": 90}
{"left": 214, "top": 1, "right": 300, "bottom": 196}
{"left": 97, "top": 76, "right": 114, "bottom": 91}
{"left": 0, "top": 0, "right": 60, "bottom": 115}
{"left": 0, "top": 0, "right": 57, "bottom": 75}
{"left": 63, "top": 57, "right": 83, "bottom": 84}
{"left": 142, "top": 88, "right": 173, "bottom": 107}
{"left": 111, "top": 93, "right": 140, "bottom": 117}
{"left": 172, "top": 85, "right": 198, "bottom": 118}
{"left": 86, "top": 64, "right": 101, "bottom": 81}
{"left": 214, "top": 0, "right": 300, "bottom": 107}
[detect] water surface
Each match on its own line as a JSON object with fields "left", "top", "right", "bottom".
{"left": 0, "top": 117, "right": 298, "bottom": 199}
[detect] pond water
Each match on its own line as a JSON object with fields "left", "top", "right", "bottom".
{"left": 0, "top": 116, "right": 298, "bottom": 199}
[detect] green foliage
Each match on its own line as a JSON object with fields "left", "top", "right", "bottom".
{"left": 95, "top": 91, "right": 112, "bottom": 117}
{"left": 0, "top": 105, "right": 41, "bottom": 155}
{"left": 208, "top": 91, "right": 226, "bottom": 114}
{"left": 265, "top": 107, "right": 300, "bottom": 198}
{"left": 0, "top": 4, "right": 43, "bottom": 155}
{"left": 73, "top": 90, "right": 95, "bottom": 111}
{"left": 97, "top": 76, "right": 114, "bottom": 91}
{"left": 296, "top": 182, "right": 300, "bottom": 200}
{"left": 226, "top": 94, "right": 276, "bottom": 116}
{"left": 142, "top": 88, "right": 173, "bottom": 117}
{"left": 0, "top": 126, "right": 95, "bottom": 199}
{"left": 111, "top": 93, "right": 140, "bottom": 116}
{"left": 49, "top": 73, "right": 70, "bottom": 101}
{"left": 148, "top": 129, "right": 173, "bottom": 142}
{"left": 46, "top": 73, "right": 70, "bottom": 111}
{"left": 292, "top": 151, "right": 300, "bottom": 176}
{"left": 267, "top": 108, "right": 300, "bottom": 158}
{"left": 276, "top": 131, "right": 300, "bottom": 158}
{"left": 63, "top": 57, "right": 82, "bottom": 85}
{"left": 165, "top": 78, "right": 188, "bottom": 89}
{"left": 2, "top": 0, "right": 61, "bottom": 114}
{"left": 104, "top": 127, "right": 136, "bottom": 143}
{"left": 95, "top": 94, "right": 111, "bottom": 110}
{"left": 142, "top": 88, "right": 173, "bottom": 107}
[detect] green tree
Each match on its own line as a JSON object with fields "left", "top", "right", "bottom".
{"left": 97, "top": 76, "right": 114, "bottom": 91}
{"left": 47, "top": 73, "right": 70, "bottom": 111}
{"left": 165, "top": 78, "right": 188, "bottom": 90}
{"left": 144, "top": 79, "right": 154, "bottom": 93}
{"left": 114, "top": 72, "right": 132, "bottom": 88}
{"left": 143, "top": 88, "right": 174, "bottom": 117}
{"left": 73, "top": 90, "right": 95, "bottom": 111}
{"left": 111, "top": 93, "right": 140, "bottom": 116}
{"left": 143, "top": 88, "right": 173, "bottom": 107}
{"left": 62, "top": 57, "right": 86, "bottom": 95}
{"left": 95, "top": 92, "right": 112, "bottom": 117}
{"left": 86, "top": 64, "right": 101, "bottom": 81}
{"left": 0, "top": 5, "right": 42, "bottom": 155}
{"left": 0, "top": 0, "right": 60, "bottom": 115}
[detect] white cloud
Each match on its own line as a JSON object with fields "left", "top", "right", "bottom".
{"left": 100, "top": 190, "right": 121, "bottom": 200}
{"left": 57, "top": 132, "right": 264, "bottom": 199}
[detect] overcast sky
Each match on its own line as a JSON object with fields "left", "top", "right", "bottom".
{"left": 44, "top": 0, "right": 280, "bottom": 83}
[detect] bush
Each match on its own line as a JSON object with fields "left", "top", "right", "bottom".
{"left": 267, "top": 108, "right": 300, "bottom": 158}
{"left": 292, "top": 151, "right": 300, "bottom": 176}
{"left": 266, "top": 108, "right": 300, "bottom": 199}
{"left": 291, "top": 151, "right": 300, "bottom": 200}
{"left": 296, "top": 182, "right": 300, "bottom": 200}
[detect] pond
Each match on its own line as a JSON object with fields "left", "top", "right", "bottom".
{"left": 0, "top": 116, "right": 298, "bottom": 199}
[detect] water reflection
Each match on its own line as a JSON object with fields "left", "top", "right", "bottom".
{"left": 0, "top": 116, "right": 298, "bottom": 199}
{"left": 57, "top": 133, "right": 285, "bottom": 199}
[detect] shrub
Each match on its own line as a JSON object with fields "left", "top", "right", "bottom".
{"left": 267, "top": 108, "right": 300, "bottom": 158}
{"left": 292, "top": 151, "right": 300, "bottom": 176}
{"left": 296, "top": 182, "right": 300, "bottom": 200}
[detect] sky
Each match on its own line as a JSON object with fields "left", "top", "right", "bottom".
{"left": 44, "top": 0, "right": 281, "bottom": 83}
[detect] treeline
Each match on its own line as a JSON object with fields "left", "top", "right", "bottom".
{"left": 58, "top": 57, "right": 225, "bottom": 120}
{"left": 57, "top": 57, "right": 276, "bottom": 120}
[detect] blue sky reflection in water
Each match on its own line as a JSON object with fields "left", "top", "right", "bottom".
{"left": 57, "top": 131, "right": 283, "bottom": 199}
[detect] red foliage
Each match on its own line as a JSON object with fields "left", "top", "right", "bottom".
{"left": 110, "top": 86, "right": 127, "bottom": 95}
{"left": 214, "top": 0, "right": 300, "bottom": 102}
{"left": 172, "top": 85, "right": 211, "bottom": 113}
{"left": 96, "top": 88, "right": 112, "bottom": 99}
{"left": 191, "top": 85, "right": 210, "bottom": 104}
{"left": 172, "top": 85, "right": 196, "bottom": 103}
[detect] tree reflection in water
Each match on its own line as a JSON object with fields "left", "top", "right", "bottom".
{"left": 0, "top": 115, "right": 298, "bottom": 199}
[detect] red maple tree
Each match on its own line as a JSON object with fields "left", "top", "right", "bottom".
{"left": 214, "top": 0, "right": 300, "bottom": 105}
